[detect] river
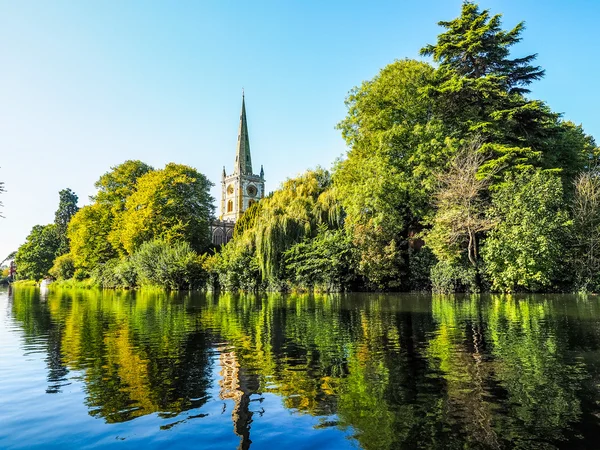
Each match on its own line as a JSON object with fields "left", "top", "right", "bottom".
{"left": 1, "top": 287, "right": 600, "bottom": 449}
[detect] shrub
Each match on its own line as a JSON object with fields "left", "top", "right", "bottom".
{"left": 431, "top": 260, "right": 479, "bottom": 294}
{"left": 49, "top": 254, "right": 75, "bottom": 280}
{"left": 132, "top": 239, "right": 207, "bottom": 290}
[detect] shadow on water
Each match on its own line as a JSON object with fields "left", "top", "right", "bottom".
{"left": 6, "top": 288, "right": 600, "bottom": 449}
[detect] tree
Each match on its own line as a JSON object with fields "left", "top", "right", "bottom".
{"left": 481, "top": 170, "right": 570, "bottom": 292}
{"left": 15, "top": 224, "right": 60, "bottom": 280}
{"left": 119, "top": 163, "right": 214, "bottom": 254}
{"left": 335, "top": 59, "right": 450, "bottom": 289}
{"left": 93, "top": 160, "right": 154, "bottom": 210}
{"left": 54, "top": 188, "right": 79, "bottom": 255}
{"left": 419, "top": 1, "right": 591, "bottom": 186}
{"left": 427, "top": 140, "right": 495, "bottom": 267}
{"left": 49, "top": 253, "right": 75, "bottom": 280}
{"left": 283, "top": 226, "right": 356, "bottom": 292}
{"left": 209, "top": 169, "right": 343, "bottom": 289}
{"left": 68, "top": 160, "right": 154, "bottom": 270}
{"left": 420, "top": 1, "right": 543, "bottom": 92}
{"left": 571, "top": 171, "right": 600, "bottom": 291}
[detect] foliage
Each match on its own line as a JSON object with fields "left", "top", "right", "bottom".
{"left": 571, "top": 171, "right": 600, "bottom": 291}
{"left": 54, "top": 188, "right": 79, "bottom": 255}
{"left": 15, "top": 224, "right": 59, "bottom": 280}
{"left": 119, "top": 163, "right": 214, "bottom": 255}
{"left": 407, "top": 246, "right": 436, "bottom": 291}
{"left": 131, "top": 239, "right": 207, "bottom": 290}
{"left": 68, "top": 204, "right": 116, "bottom": 272}
{"left": 68, "top": 161, "right": 154, "bottom": 268}
{"left": 481, "top": 170, "right": 570, "bottom": 292}
{"left": 430, "top": 260, "right": 479, "bottom": 293}
{"left": 210, "top": 168, "right": 344, "bottom": 290}
{"left": 283, "top": 226, "right": 356, "bottom": 292}
{"left": 335, "top": 59, "right": 450, "bottom": 289}
{"left": 427, "top": 140, "right": 495, "bottom": 268}
{"left": 420, "top": 1, "right": 543, "bottom": 92}
{"left": 49, "top": 253, "right": 75, "bottom": 280}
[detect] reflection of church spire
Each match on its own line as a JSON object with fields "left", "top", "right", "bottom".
{"left": 218, "top": 348, "right": 252, "bottom": 450}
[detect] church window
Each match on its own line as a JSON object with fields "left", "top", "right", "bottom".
{"left": 227, "top": 184, "right": 234, "bottom": 195}
{"left": 248, "top": 199, "right": 255, "bottom": 208}
{"left": 227, "top": 200, "right": 233, "bottom": 212}
{"left": 247, "top": 185, "right": 257, "bottom": 197}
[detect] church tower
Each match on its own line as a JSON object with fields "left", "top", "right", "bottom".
{"left": 220, "top": 93, "right": 265, "bottom": 222}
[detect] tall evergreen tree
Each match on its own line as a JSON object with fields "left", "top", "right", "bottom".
{"left": 54, "top": 188, "right": 79, "bottom": 255}
{"left": 420, "top": 1, "right": 544, "bottom": 92}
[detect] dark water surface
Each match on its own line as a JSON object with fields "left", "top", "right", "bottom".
{"left": 2, "top": 288, "right": 600, "bottom": 449}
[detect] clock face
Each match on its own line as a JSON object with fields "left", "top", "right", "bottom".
{"left": 247, "top": 185, "right": 257, "bottom": 197}
{"left": 227, "top": 184, "right": 234, "bottom": 194}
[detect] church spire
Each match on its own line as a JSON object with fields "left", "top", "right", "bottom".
{"left": 234, "top": 91, "right": 253, "bottom": 175}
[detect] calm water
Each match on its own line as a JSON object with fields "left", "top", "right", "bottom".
{"left": 2, "top": 288, "right": 600, "bottom": 449}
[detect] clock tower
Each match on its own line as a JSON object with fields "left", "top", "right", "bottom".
{"left": 220, "top": 92, "right": 265, "bottom": 222}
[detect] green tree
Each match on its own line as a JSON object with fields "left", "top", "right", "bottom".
{"left": 49, "top": 253, "right": 75, "bottom": 280}
{"left": 210, "top": 169, "right": 343, "bottom": 289}
{"left": 420, "top": 1, "right": 543, "bottom": 91}
{"left": 119, "top": 163, "right": 214, "bottom": 254}
{"left": 482, "top": 170, "right": 570, "bottom": 292}
{"left": 15, "top": 224, "right": 60, "bottom": 280}
{"left": 571, "top": 171, "right": 600, "bottom": 291}
{"left": 68, "top": 160, "right": 154, "bottom": 270}
{"left": 54, "top": 188, "right": 79, "bottom": 255}
{"left": 283, "top": 226, "right": 356, "bottom": 291}
{"left": 420, "top": 1, "right": 594, "bottom": 183}
{"left": 94, "top": 160, "right": 154, "bottom": 256}
{"left": 68, "top": 203, "right": 116, "bottom": 272}
{"left": 335, "top": 59, "right": 449, "bottom": 289}
{"left": 93, "top": 160, "right": 154, "bottom": 209}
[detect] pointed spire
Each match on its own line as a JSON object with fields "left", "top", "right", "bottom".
{"left": 260, "top": 165, "right": 264, "bottom": 179}
{"left": 222, "top": 166, "right": 226, "bottom": 179}
{"left": 234, "top": 91, "right": 252, "bottom": 175}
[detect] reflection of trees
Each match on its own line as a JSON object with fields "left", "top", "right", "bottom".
{"left": 9, "top": 289, "right": 600, "bottom": 449}
{"left": 11, "top": 288, "right": 214, "bottom": 423}
{"left": 486, "top": 296, "right": 587, "bottom": 446}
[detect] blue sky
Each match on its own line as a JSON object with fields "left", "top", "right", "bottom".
{"left": 1, "top": 0, "right": 598, "bottom": 260}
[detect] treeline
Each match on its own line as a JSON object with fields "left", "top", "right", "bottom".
{"left": 206, "top": 2, "right": 600, "bottom": 293}
{"left": 13, "top": 2, "right": 600, "bottom": 293}
{"left": 15, "top": 162, "right": 214, "bottom": 289}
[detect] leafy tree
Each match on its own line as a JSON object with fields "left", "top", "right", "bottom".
{"left": 210, "top": 169, "right": 343, "bottom": 289}
{"left": 49, "top": 253, "right": 75, "bottom": 280}
{"left": 93, "top": 160, "right": 154, "bottom": 210}
{"left": 571, "top": 171, "right": 600, "bottom": 291}
{"left": 68, "top": 160, "right": 154, "bottom": 268}
{"left": 419, "top": 1, "right": 591, "bottom": 184}
{"left": 119, "top": 163, "right": 214, "bottom": 254}
{"left": 15, "top": 224, "right": 59, "bottom": 280}
{"left": 283, "top": 226, "right": 356, "bottom": 291}
{"left": 132, "top": 239, "right": 207, "bottom": 290}
{"left": 482, "top": 170, "right": 570, "bottom": 292}
{"left": 54, "top": 188, "right": 79, "bottom": 255}
{"left": 68, "top": 204, "right": 116, "bottom": 272}
{"left": 335, "top": 59, "right": 450, "bottom": 288}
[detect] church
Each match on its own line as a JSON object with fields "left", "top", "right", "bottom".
{"left": 211, "top": 93, "right": 265, "bottom": 246}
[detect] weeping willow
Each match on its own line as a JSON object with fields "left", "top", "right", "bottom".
{"left": 214, "top": 169, "right": 345, "bottom": 285}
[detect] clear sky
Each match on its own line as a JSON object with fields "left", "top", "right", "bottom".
{"left": 1, "top": 0, "right": 598, "bottom": 261}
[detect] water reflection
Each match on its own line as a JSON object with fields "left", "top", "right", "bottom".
{"left": 6, "top": 288, "right": 600, "bottom": 449}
